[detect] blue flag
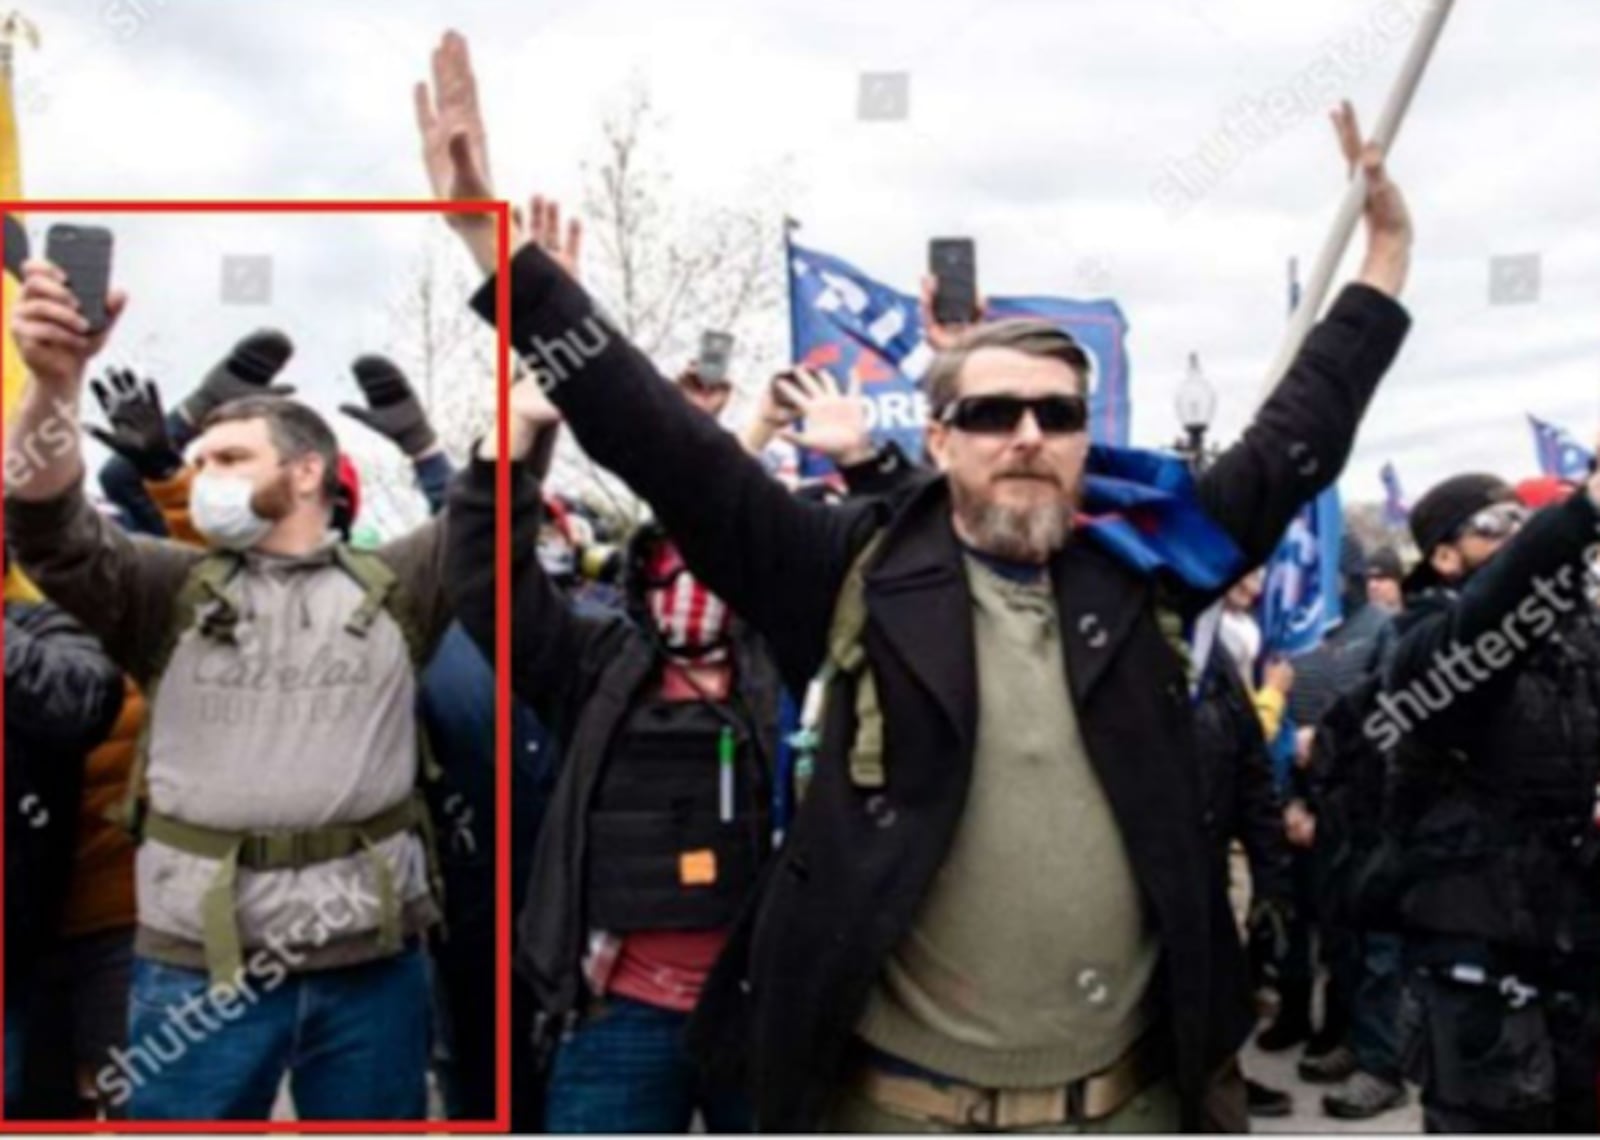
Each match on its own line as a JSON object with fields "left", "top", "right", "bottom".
{"left": 1380, "top": 460, "right": 1409, "bottom": 529}
{"left": 786, "top": 242, "right": 1131, "bottom": 472}
{"left": 1259, "top": 487, "right": 1343, "bottom": 656}
{"left": 1078, "top": 446, "right": 1245, "bottom": 593}
{"left": 1528, "top": 414, "right": 1593, "bottom": 481}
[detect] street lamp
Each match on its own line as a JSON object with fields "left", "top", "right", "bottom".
{"left": 1174, "top": 351, "right": 1217, "bottom": 470}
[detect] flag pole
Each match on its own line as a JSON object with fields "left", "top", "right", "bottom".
{"left": 1256, "top": 0, "right": 1456, "bottom": 404}
{"left": 782, "top": 216, "right": 802, "bottom": 369}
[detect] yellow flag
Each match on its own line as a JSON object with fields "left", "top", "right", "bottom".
{"left": 1, "top": 39, "right": 24, "bottom": 420}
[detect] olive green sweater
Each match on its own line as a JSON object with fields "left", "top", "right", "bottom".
{"left": 857, "top": 556, "right": 1160, "bottom": 1087}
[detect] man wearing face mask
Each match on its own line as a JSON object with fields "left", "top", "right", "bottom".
{"left": 445, "top": 379, "right": 780, "bottom": 1132}
{"left": 4, "top": 259, "right": 457, "bottom": 1121}
{"left": 1378, "top": 470, "right": 1600, "bottom": 1131}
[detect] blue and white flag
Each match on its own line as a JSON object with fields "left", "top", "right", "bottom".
{"left": 1528, "top": 414, "right": 1593, "bottom": 481}
{"left": 1379, "top": 460, "right": 1409, "bottom": 529}
{"left": 1259, "top": 487, "right": 1344, "bottom": 657}
{"left": 786, "top": 242, "right": 1131, "bottom": 472}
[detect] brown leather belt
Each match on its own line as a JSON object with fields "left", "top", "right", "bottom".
{"left": 853, "top": 1033, "right": 1168, "bottom": 1130}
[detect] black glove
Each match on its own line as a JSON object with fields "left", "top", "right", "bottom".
{"left": 178, "top": 329, "right": 296, "bottom": 426}
{"left": 88, "top": 368, "right": 184, "bottom": 481}
{"left": 339, "top": 355, "right": 439, "bottom": 458}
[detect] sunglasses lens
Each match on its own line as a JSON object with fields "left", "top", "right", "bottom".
{"left": 949, "top": 395, "right": 1088, "bottom": 435}
{"left": 956, "top": 397, "right": 1025, "bottom": 433}
{"left": 1033, "top": 396, "right": 1089, "bottom": 433}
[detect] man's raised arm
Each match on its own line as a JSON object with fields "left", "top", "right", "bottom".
{"left": 414, "top": 31, "right": 870, "bottom": 683}
{"left": 1199, "top": 102, "right": 1413, "bottom": 575}
{"left": 4, "top": 261, "right": 199, "bottom": 681}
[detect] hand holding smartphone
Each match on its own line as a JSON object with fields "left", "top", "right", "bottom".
{"left": 45, "top": 224, "right": 115, "bottom": 334}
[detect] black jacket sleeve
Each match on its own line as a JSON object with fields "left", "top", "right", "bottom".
{"left": 4, "top": 602, "right": 124, "bottom": 755}
{"left": 1195, "top": 285, "right": 1411, "bottom": 605}
{"left": 444, "top": 451, "right": 633, "bottom": 726}
{"left": 471, "top": 246, "right": 877, "bottom": 690}
{"left": 838, "top": 442, "right": 929, "bottom": 501}
{"left": 1388, "top": 488, "right": 1600, "bottom": 747}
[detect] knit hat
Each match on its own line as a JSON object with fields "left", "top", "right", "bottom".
{"left": 1406, "top": 473, "right": 1515, "bottom": 590}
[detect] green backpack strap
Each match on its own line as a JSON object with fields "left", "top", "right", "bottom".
{"left": 793, "top": 529, "right": 889, "bottom": 800}
{"left": 112, "top": 552, "right": 243, "bottom": 837}
{"left": 330, "top": 544, "right": 447, "bottom": 911}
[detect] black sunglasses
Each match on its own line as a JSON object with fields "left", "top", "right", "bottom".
{"left": 939, "top": 394, "right": 1089, "bottom": 436}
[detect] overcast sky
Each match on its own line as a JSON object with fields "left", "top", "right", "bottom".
{"left": 14, "top": 0, "right": 1599, "bottom": 506}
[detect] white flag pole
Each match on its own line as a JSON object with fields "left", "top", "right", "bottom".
{"left": 1256, "top": 0, "right": 1456, "bottom": 404}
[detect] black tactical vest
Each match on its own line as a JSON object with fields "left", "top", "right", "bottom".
{"left": 1393, "top": 610, "right": 1600, "bottom": 952}
{"left": 585, "top": 695, "right": 771, "bottom": 932}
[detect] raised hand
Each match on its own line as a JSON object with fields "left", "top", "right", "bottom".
{"left": 519, "top": 195, "right": 583, "bottom": 282}
{"left": 1333, "top": 100, "right": 1412, "bottom": 298}
{"left": 416, "top": 30, "right": 505, "bottom": 272}
{"left": 178, "top": 329, "right": 295, "bottom": 427}
{"left": 339, "top": 355, "right": 440, "bottom": 459}
{"left": 776, "top": 367, "right": 875, "bottom": 467}
{"left": 88, "top": 367, "right": 183, "bottom": 480}
{"left": 12, "top": 259, "right": 127, "bottom": 390}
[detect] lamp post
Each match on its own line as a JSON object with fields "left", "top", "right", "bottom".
{"left": 1174, "top": 351, "right": 1217, "bottom": 471}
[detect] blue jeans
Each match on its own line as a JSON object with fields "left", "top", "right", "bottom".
{"left": 1350, "top": 932, "right": 1404, "bottom": 1081}
{"left": 118, "top": 947, "right": 430, "bottom": 1121}
{"left": 545, "top": 994, "right": 750, "bottom": 1133}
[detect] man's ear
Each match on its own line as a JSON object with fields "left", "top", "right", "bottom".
{"left": 925, "top": 421, "right": 950, "bottom": 472}
{"left": 1429, "top": 544, "right": 1459, "bottom": 582}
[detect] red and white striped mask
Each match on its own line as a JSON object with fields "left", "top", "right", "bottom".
{"left": 643, "top": 540, "right": 731, "bottom": 661}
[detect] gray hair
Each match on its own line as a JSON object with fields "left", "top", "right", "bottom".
{"left": 200, "top": 395, "right": 341, "bottom": 503}
{"left": 922, "top": 318, "right": 1091, "bottom": 416}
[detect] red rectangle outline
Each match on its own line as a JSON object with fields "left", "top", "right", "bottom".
{"left": 0, "top": 198, "right": 514, "bottom": 1134}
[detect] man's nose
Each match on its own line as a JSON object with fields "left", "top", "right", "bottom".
{"left": 1011, "top": 409, "right": 1046, "bottom": 447}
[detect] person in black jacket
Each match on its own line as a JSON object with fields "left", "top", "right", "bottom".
{"left": 448, "top": 379, "right": 786, "bottom": 1133}
{"left": 418, "top": 38, "right": 1412, "bottom": 1129}
{"left": 4, "top": 592, "right": 125, "bottom": 1114}
{"left": 1192, "top": 647, "right": 1295, "bottom": 1122}
{"left": 1378, "top": 471, "right": 1600, "bottom": 1132}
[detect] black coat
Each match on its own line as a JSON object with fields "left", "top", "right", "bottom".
{"left": 474, "top": 246, "right": 1411, "bottom": 1129}
{"left": 4, "top": 599, "right": 124, "bottom": 998}
{"left": 445, "top": 457, "right": 783, "bottom": 1021}
{"left": 1387, "top": 492, "right": 1600, "bottom": 953}
{"left": 1193, "top": 657, "right": 1292, "bottom": 906}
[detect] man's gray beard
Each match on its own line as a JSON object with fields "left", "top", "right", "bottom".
{"left": 957, "top": 496, "right": 1075, "bottom": 563}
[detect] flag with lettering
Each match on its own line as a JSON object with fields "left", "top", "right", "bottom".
{"left": 786, "top": 242, "right": 1130, "bottom": 473}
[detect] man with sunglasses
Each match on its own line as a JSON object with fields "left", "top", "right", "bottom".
{"left": 418, "top": 33, "right": 1413, "bottom": 1131}
{"left": 1375, "top": 470, "right": 1600, "bottom": 1132}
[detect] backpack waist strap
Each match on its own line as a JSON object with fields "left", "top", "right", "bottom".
{"left": 142, "top": 794, "right": 424, "bottom": 985}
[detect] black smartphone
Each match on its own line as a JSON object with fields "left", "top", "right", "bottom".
{"left": 929, "top": 237, "right": 978, "bottom": 326}
{"left": 46, "top": 224, "right": 115, "bottom": 333}
{"left": 698, "top": 330, "right": 735, "bottom": 384}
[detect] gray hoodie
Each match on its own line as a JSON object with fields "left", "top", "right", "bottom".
{"left": 5, "top": 480, "right": 456, "bottom": 971}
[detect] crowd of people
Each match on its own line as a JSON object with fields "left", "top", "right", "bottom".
{"left": 3, "top": 24, "right": 1598, "bottom": 1134}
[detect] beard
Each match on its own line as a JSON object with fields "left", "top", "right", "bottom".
{"left": 248, "top": 467, "right": 298, "bottom": 523}
{"left": 950, "top": 472, "right": 1077, "bottom": 563}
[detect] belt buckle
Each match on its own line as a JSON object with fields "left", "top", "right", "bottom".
{"left": 961, "top": 1086, "right": 1004, "bottom": 1132}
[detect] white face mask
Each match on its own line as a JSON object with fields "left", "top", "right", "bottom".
{"left": 191, "top": 472, "right": 274, "bottom": 551}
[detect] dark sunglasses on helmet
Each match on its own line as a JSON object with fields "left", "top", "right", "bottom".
{"left": 938, "top": 394, "right": 1089, "bottom": 436}
{"left": 1454, "top": 502, "right": 1527, "bottom": 542}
